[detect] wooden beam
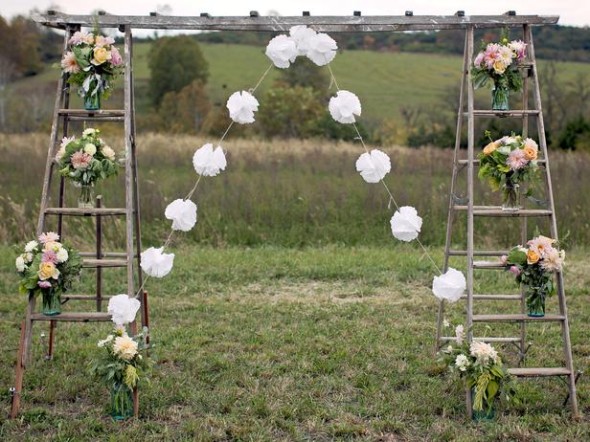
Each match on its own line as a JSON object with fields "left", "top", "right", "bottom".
{"left": 32, "top": 13, "right": 559, "bottom": 32}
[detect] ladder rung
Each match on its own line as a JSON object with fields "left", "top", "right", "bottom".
{"left": 30, "top": 312, "right": 112, "bottom": 322}
{"left": 473, "top": 261, "right": 504, "bottom": 269}
{"left": 62, "top": 294, "right": 113, "bottom": 301}
{"left": 45, "top": 207, "right": 128, "bottom": 216}
{"left": 83, "top": 258, "right": 128, "bottom": 268}
{"left": 454, "top": 206, "right": 553, "bottom": 217}
{"left": 457, "top": 159, "right": 546, "bottom": 165}
{"left": 508, "top": 367, "right": 571, "bottom": 377}
{"left": 79, "top": 252, "right": 133, "bottom": 258}
{"left": 462, "top": 294, "right": 522, "bottom": 300}
{"left": 467, "top": 110, "right": 541, "bottom": 117}
{"left": 441, "top": 336, "right": 521, "bottom": 343}
{"left": 448, "top": 249, "right": 508, "bottom": 256}
{"left": 58, "top": 109, "right": 125, "bottom": 121}
{"left": 473, "top": 314, "right": 566, "bottom": 322}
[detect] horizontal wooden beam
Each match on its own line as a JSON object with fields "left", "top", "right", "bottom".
{"left": 32, "top": 12, "right": 559, "bottom": 32}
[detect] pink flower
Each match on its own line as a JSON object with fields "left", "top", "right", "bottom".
{"left": 540, "top": 248, "right": 565, "bottom": 272}
{"left": 110, "top": 46, "right": 123, "bottom": 66}
{"left": 69, "top": 31, "right": 93, "bottom": 45}
{"left": 500, "top": 255, "right": 508, "bottom": 265}
{"left": 42, "top": 250, "right": 59, "bottom": 264}
{"left": 509, "top": 265, "right": 521, "bottom": 276}
{"left": 527, "top": 235, "right": 556, "bottom": 257}
{"left": 509, "top": 40, "right": 527, "bottom": 60}
{"left": 71, "top": 151, "right": 92, "bottom": 169}
{"left": 60, "top": 52, "right": 80, "bottom": 74}
{"left": 94, "top": 35, "right": 115, "bottom": 48}
{"left": 473, "top": 51, "right": 484, "bottom": 67}
{"left": 38, "top": 232, "right": 60, "bottom": 244}
{"left": 38, "top": 281, "right": 52, "bottom": 289}
{"left": 507, "top": 149, "right": 528, "bottom": 170}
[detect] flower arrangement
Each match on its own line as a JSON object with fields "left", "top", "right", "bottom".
{"left": 503, "top": 235, "right": 564, "bottom": 316}
{"left": 478, "top": 133, "right": 540, "bottom": 209}
{"left": 16, "top": 232, "right": 82, "bottom": 315}
{"left": 55, "top": 128, "right": 119, "bottom": 207}
{"left": 60, "top": 30, "right": 124, "bottom": 109}
{"left": 440, "top": 325, "right": 517, "bottom": 418}
{"left": 472, "top": 36, "right": 527, "bottom": 110}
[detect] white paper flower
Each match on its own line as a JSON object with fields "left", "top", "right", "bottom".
{"left": 306, "top": 32, "right": 338, "bottom": 66}
{"left": 355, "top": 149, "right": 391, "bottom": 183}
{"left": 165, "top": 199, "right": 197, "bottom": 232}
{"left": 390, "top": 206, "right": 422, "bottom": 242}
{"left": 140, "top": 247, "right": 174, "bottom": 278}
{"left": 432, "top": 268, "right": 466, "bottom": 303}
{"left": 108, "top": 294, "right": 141, "bottom": 326}
{"left": 226, "top": 90, "right": 259, "bottom": 124}
{"left": 289, "top": 25, "right": 317, "bottom": 56}
{"left": 265, "top": 34, "right": 298, "bottom": 68}
{"left": 192, "top": 143, "right": 227, "bottom": 177}
{"left": 329, "top": 90, "right": 361, "bottom": 124}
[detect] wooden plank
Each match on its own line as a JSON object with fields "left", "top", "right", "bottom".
{"left": 454, "top": 206, "right": 553, "bottom": 217}
{"left": 32, "top": 13, "right": 559, "bottom": 32}
{"left": 83, "top": 258, "right": 128, "bottom": 268}
{"left": 508, "top": 367, "right": 570, "bottom": 377}
{"left": 448, "top": 249, "right": 508, "bottom": 256}
{"left": 45, "top": 207, "right": 127, "bottom": 216}
{"left": 472, "top": 261, "right": 505, "bottom": 269}
{"left": 31, "top": 312, "right": 112, "bottom": 322}
{"left": 462, "top": 294, "right": 521, "bottom": 300}
{"left": 441, "top": 336, "right": 521, "bottom": 343}
{"left": 59, "top": 109, "right": 125, "bottom": 116}
{"left": 468, "top": 110, "right": 541, "bottom": 117}
{"left": 457, "top": 159, "right": 546, "bottom": 164}
{"left": 62, "top": 294, "right": 114, "bottom": 301}
{"left": 473, "top": 313, "right": 566, "bottom": 322}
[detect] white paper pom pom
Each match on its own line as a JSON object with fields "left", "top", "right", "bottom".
{"left": 265, "top": 34, "right": 298, "bottom": 68}
{"left": 192, "top": 143, "right": 227, "bottom": 177}
{"left": 306, "top": 32, "right": 338, "bottom": 66}
{"left": 140, "top": 247, "right": 174, "bottom": 278}
{"left": 355, "top": 149, "right": 391, "bottom": 183}
{"left": 432, "top": 268, "right": 466, "bottom": 303}
{"left": 165, "top": 199, "right": 197, "bottom": 232}
{"left": 108, "top": 294, "right": 141, "bottom": 326}
{"left": 289, "top": 25, "right": 317, "bottom": 56}
{"left": 390, "top": 206, "right": 422, "bottom": 242}
{"left": 328, "top": 90, "right": 362, "bottom": 124}
{"left": 226, "top": 90, "right": 259, "bottom": 124}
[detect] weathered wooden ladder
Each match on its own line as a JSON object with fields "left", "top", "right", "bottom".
{"left": 435, "top": 23, "right": 579, "bottom": 417}
{"left": 10, "top": 22, "right": 148, "bottom": 418}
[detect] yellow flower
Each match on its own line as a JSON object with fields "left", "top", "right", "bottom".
{"left": 493, "top": 60, "right": 507, "bottom": 74}
{"left": 44, "top": 241, "right": 60, "bottom": 252}
{"left": 124, "top": 365, "right": 139, "bottom": 389}
{"left": 527, "top": 249, "right": 540, "bottom": 265}
{"left": 92, "top": 47, "right": 111, "bottom": 66}
{"left": 38, "top": 262, "right": 60, "bottom": 280}
{"left": 483, "top": 141, "right": 499, "bottom": 155}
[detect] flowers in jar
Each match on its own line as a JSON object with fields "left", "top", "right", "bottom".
{"left": 472, "top": 37, "right": 527, "bottom": 93}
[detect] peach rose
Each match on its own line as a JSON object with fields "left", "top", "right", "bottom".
{"left": 38, "top": 262, "right": 60, "bottom": 280}
{"left": 527, "top": 249, "right": 540, "bottom": 265}
{"left": 483, "top": 141, "right": 499, "bottom": 155}
{"left": 91, "top": 47, "right": 112, "bottom": 66}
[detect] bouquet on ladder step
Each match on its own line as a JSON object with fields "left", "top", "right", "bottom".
{"left": 55, "top": 128, "right": 120, "bottom": 208}
{"left": 60, "top": 30, "right": 124, "bottom": 110}
{"left": 502, "top": 235, "right": 565, "bottom": 317}
{"left": 15, "top": 232, "right": 82, "bottom": 315}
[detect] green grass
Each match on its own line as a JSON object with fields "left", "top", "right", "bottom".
{"left": 1, "top": 244, "right": 589, "bottom": 440}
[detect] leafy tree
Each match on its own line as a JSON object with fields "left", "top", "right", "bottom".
{"left": 279, "top": 57, "right": 330, "bottom": 91}
{"left": 148, "top": 35, "right": 209, "bottom": 107}
{"left": 157, "top": 80, "right": 211, "bottom": 133}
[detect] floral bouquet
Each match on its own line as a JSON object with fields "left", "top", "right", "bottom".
{"left": 90, "top": 294, "right": 148, "bottom": 420}
{"left": 60, "top": 30, "right": 124, "bottom": 110}
{"left": 478, "top": 133, "right": 540, "bottom": 210}
{"left": 55, "top": 128, "right": 119, "bottom": 207}
{"left": 503, "top": 235, "right": 564, "bottom": 317}
{"left": 16, "top": 232, "right": 82, "bottom": 315}
{"left": 440, "top": 325, "right": 517, "bottom": 419}
{"left": 472, "top": 37, "right": 527, "bottom": 110}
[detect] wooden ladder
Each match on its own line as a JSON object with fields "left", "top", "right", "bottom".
{"left": 10, "top": 24, "right": 148, "bottom": 418}
{"left": 435, "top": 24, "right": 579, "bottom": 417}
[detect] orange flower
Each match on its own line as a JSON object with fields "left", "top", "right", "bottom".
{"left": 527, "top": 249, "right": 540, "bottom": 265}
{"left": 523, "top": 146, "right": 537, "bottom": 160}
{"left": 483, "top": 141, "right": 499, "bottom": 155}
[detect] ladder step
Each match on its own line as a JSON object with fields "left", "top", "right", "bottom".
{"left": 448, "top": 249, "right": 508, "bottom": 256}
{"left": 79, "top": 252, "right": 133, "bottom": 258}
{"left": 462, "top": 294, "right": 522, "bottom": 301}
{"left": 508, "top": 367, "right": 571, "bottom": 377}
{"left": 454, "top": 206, "right": 553, "bottom": 217}
{"left": 467, "top": 110, "right": 541, "bottom": 117}
{"left": 457, "top": 159, "right": 546, "bottom": 165}
{"left": 58, "top": 109, "right": 125, "bottom": 121}
{"left": 473, "top": 314, "right": 566, "bottom": 322}
{"left": 82, "top": 258, "right": 128, "bottom": 268}
{"left": 30, "top": 312, "right": 112, "bottom": 322}
{"left": 473, "top": 261, "right": 504, "bottom": 269}
{"left": 62, "top": 294, "right": 114, "bottom": 301}
{"left": 45, "top": 207, "right": 128, "bottom": 216}
{"left": 441, "top": 336, "right": 521, "bottom": 343}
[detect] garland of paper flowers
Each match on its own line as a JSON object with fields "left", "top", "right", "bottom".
{"left": 138, "top": 25, "right": 466, "bottom": 304}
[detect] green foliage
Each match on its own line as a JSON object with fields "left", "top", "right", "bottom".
{"left": 156, "top": 80, "right": 211, "bottom": 133}
{"left": 278, "top": 57, "right": 330, "bottom": 91}
{"left": 148, "top": 36, "right": 209, "bottom": 107}
{"left": 558, "top": 116, "right": 590, "bottom": 150}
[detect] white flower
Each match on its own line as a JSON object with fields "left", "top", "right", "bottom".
{"left": 55, "top": 247, "right": 69, "bottom": 263}
{"left": 140, "top": 247, "right": 174, "bottom": 278}
{"left": 193, "top": 143, "right": 227, "bottom": 177}
{"left": 455, "top": 354, "right": 470, "bottom": 372}
{"left": 226, "top": 90, "right": 259, "bottom": 124}
{"left": 432, "top": 268, "right": 466, "bottom": 303}
{"left": 84, "top": 143, "right": 97, "bottom": 156}
{"left": 16, "top": 256, "right": 26, "bottom": 272}
{"left": 165, "top": 199, "right": 198, "bottom": 232}
{"left": 443, "top": 319, "right": 450, "bottom": 328}
{"left": 60, "top": 135, "right": 75, "bottom": 149}
{"left": 470, "top": 341, "right": 500, "bottom": 365}
{"left": 455, "top": 325, "right": 465, "bottom": 345}
{"left": 265, "top": 34, "right": 298, "bottom": 69}
{"left": 306, "top": 32, "right": 337, "bottom": 66}
{"left": 113, "top": 334, "right": 138, "bottom": 360}
{"left": 101, "top": 145, "right": 116, "bottom": 161}
{"left": 24, "top": 240, "right": 38, "bottom": 253}
{"left": 55, "top": 147, "right": 66, "bottom": 162}
{"left": 83, "top": 128, "right": 97, "bottom": 136}
{"left": 24, "top": 252, "right": 34, "bottom": 263}
{"left": 390, "top": 206, "right": 423, "bottom": 242}
{"left": 355, "top": 149, "right": 391, "bottom": 183}
{"left": 108, "top": 294, "right": 141, "bottom": 326}
{"left": 329, "top": 90, "right": 362, "bottom": 124}
{"left": 289, "top": 25, "right": 317, "bottom": 56}
{"left": 97, "top": 334, "right": 114, "bottom": 347}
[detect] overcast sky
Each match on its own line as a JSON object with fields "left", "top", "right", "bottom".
{"left": 1, "top": 0, "right": 589, "bottom": 27}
